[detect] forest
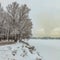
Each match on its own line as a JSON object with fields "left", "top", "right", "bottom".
{"left": 0, "top": 2, "right": 32, "bottom": 42}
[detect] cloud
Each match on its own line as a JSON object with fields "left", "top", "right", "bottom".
{"left": 50, "top": 28, "right": 60, "bottom": 37}
{"left": 37, "top": 11, "right": 60, "bottom": 34}
{"left": 32, "top": 28, "right": 46, "bottom": 37}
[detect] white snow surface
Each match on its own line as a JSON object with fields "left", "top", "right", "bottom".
{"left": 0, "top": 41, "right": 41, "bottom": 60}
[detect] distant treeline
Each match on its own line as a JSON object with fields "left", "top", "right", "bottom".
{"left": 30, "top": 37, "right": 60, "bottom": 39}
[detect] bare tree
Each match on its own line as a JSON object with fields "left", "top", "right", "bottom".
{"left": 17, "top": 4, "right": 32, "bottom": 41}
{"left": 0, "top": 3, "right": 6, "bottom": 40}
{"left": 6, "top": 2, "right": 19, "bottom": 41}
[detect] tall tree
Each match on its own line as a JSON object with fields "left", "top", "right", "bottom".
{"left": 6, "top": 2, "right": 19, "bottom": 41}
{"left": 0, "top": 3, "right": 6, "bottom": 40}
{"left": 17, "top": 4, "right": 32, "bottom": 41}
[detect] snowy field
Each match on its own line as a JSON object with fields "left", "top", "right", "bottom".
{"left": 0, "top": 39, "right": 60, "bottom": 60}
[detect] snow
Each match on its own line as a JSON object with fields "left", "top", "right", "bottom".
{"left": 0, "top": 39, "right": 60, "bottom": 60}
{"left": 0, "top": 40, "right": 41, "bottom": 60}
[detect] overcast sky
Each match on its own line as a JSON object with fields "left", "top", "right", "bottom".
{"left": 0, "top": 0, "right": 60, "bottom": 37}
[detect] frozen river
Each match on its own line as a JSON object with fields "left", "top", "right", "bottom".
{"left": 29, "top": 39, "right": 60, "bottom": 60}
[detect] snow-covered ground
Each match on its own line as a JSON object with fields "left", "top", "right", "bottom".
{"left": 0, "top": 40, "right": 41, "bottom": 60}
{"left": 0, "top": 39, "right": 60, "bottom": 60}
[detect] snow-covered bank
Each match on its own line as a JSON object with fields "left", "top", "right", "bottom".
{"left": 0, "top": 40, "right": 41, "bottom": 60}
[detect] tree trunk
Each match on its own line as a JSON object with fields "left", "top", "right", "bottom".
{"left": 19, "top": 38, "right": 22, "bottom": 42}
{"left": 7, "top": 29, "right": 9, "bottom": 41}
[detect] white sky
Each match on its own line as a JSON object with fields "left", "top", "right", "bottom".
{"left": 0, "top": 0, "right": 60, "bottom": 37}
